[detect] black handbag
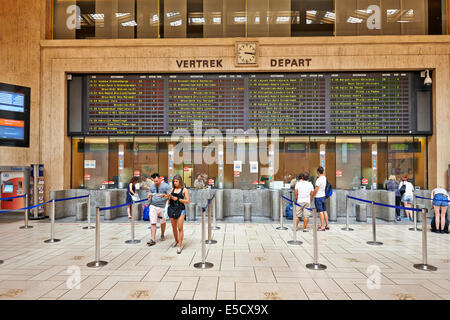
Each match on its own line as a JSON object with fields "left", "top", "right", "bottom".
{"left": 168, "top": 205, "right": 183, "bottom": 219}
{"left": 399, "top": 184, "right": 406, "bottom": 196}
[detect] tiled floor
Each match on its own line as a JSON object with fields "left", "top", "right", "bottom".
{"left": 0, "top": 216, "right": 449, "bottom": 300}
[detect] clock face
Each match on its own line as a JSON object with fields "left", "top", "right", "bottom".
{"left": 236, "top": 42, "right": 257, "bottom": 65}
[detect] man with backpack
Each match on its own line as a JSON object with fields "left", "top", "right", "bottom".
{"left": 311, "top": 166, "right": 330, "bottom": 231}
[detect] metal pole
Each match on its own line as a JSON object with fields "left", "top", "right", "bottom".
{"left": 306, "top": 208, "right": 326, "bottom": 270}
{"left": 276, "top": 195, "right": 288, "bottom": 230}
{"left": 44, "top": 200, "right": 60, "bottom": 243}
{"left": 87, "top": 207, "right": 108, "bottom": 268}
{"left": 409, "top": 195, "right": 421, "bottom": 231}
{"left": 19, "top": 194, "right": 33, "bottom": 229}
{"left": 367, "top": 201, "right": 382, "bottom": 246}
{"left": 125, "top": 202, "right": 140, "bottom": 244}
{"left": 211, "top": 196, "right": 220, "bottom": 230}
{"left": 194, "top": 204, "right": 213, "bottom": 269}
{"left": 288, "top": 204, "right": 302, "bottom": 245}
{"left": 205, "top": 201, "right": 217, "bottom": 244}
{"left": 83, "top": 195, "right": 95, "bottom": 230}
{"left": 414, "top": 208, "right": 437, "bottom": 271}
{"left": 341, "top": 196, "right": 353, "bottom": 231}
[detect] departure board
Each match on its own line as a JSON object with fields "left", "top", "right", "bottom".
{"left": 76, "top": 72, "right": 431, "bottom": 136}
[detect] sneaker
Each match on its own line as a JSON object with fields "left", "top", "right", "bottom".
{"left": 147, "top": 239, "right": 156, "bottom": 246}
{"left": 439, "top": 230, "right": 444, "bottom": 234}
{"left": 160, "top": 235, "right": 165, "bottom": 241}
{"left": 177, "top": 246, "right": 182, "bottom": 254}
{"left": 172, "top": 241, "right": 178, "bottom": 248}
{"left": 396, "top": 217, "right": 401, "bottom": 222}
{"left": 303, "top": 229, "right": 309, "bottom": 233}
{"left": 317, "top": 227, "right": 326, "bottom": 231}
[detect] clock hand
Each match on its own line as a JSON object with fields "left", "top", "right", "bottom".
{"left": 244, "top": 52, "right": 255, "bottom": 55}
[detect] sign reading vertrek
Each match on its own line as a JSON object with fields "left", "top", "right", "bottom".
{"left": 175, "top": 58, "right": 312, "bottom": 68}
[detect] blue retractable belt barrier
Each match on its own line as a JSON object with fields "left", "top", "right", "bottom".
{"left": 416, "top": 195, "right": 450, "bottom": 202}
{"left": 135, "top": 199, "right": 149, "bottom": 204}
{"left": 282, "top": 195, "right": 313, "bottom": 212}
{"left": 0, "top": 194, "right": 26, "bottom": 201}
{"left": 54, "top": 195, "right": 89, "bottom": 203}
{"left": 347, "top": 195, "right": 422, "bottom": 212}
{"left": 0, "top": 200, "right": 51, "bottom": 214}
{"left": 100, "top": 202, "right": 133, "bottom": 212}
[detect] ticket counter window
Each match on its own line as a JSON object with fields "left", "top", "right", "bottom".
{"left": 309, "top": 137, "right": 335, "bottom": 186}
{"left": 84, "top": 137, "right": 109, "bottom": 189}
{"left": 413, "top": 136, "right": 427, "bottom": 189}
{"left": 336, "top": 137, "right": 361, "bottom": 190}
{"left": 133, "top": 138, "right": 159, "bottom": 183}
{"left": 284, "top": 137, "right": 310, "bottom": 185}
{"left": 108, "top": 137, "right": 133, "bottom": 189}
{"left": 361, "top": 136, "right": 388, "bottom": 190}
{"left": 388, "top": 137, "right": 414, "bottom": 181}
{"left": 71, "top": 138, "right": 84, "bottom": 188}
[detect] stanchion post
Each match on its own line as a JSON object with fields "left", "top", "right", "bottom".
{"left": 341, "top": 196, "right": 354, "bottom": 231}
{"left": 414, "top": 208, "right": 437, "bottom": 271}
{"left": 19, "top": 194, "right": 33, "bottom": 230}
{"left": 125, "top": 202, "right": 140, "bottom": 244}
{"left": 367, "top": 201, "right": 383, "bottom": 246}
{"left": 44, "top": 200, "right": 60, "bottom": 243}
{"left": 194, "top": 203, "right": 214, "bottom": 269}
{"left": 211, "top": 197, "right": 220, "bottom": 230}
{"left": 409, "top": 195, "right": 421, "bottom": 231}
{"left": 306, "top": 208, "right": 326, "bottom": 270}
{"left": 276, "top": 195, "right": 288, "bottom": 230}
{"left": 288, "top": 204, "right": 302, "bottom": 246}
{"left": 83, "top": 195, "right": 95, "bottom": 230}
{"left": 205, "top": 200, "right": 217, "bottom": 244}
{"left": 87, "top": 207, "right": 108, "bottom": 268}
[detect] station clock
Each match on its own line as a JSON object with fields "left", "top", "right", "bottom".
{"left": 235, "top": 42, "right": 258, "bottom": 66}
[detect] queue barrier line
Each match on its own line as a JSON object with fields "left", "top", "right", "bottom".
{"left": 54, "top": 195, "right": 89, "bottom": 203}
{"left": 416, "top": 195, "right": 450, "bottom": 202}
{"left": 0, "top": 194, "right": 26, "bottom": 201}
{"left": 99, "top": 202, "right": 133, "bottom": 212}
{"left": 0, "top": 200, "right": 52, "bottom": 214}
{"left": 347, "top": 195, "right": 422, "bottom": 212}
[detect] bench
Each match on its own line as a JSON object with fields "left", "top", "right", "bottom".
{"left": 355, "top": 203, "right": 368, "bottom": 222}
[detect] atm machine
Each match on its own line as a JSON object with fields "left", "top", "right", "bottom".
{"left": 0, "top": 166, "right": 30, "bottom": 212}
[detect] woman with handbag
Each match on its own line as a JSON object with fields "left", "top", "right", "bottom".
{"left": 165, "top": 175, "right": 190, "bottom": 254}
{"left": 126, "top": 176, "right": 139, "bottom": 219}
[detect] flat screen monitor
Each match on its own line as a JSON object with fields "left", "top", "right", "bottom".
{"left": 0, "top": 82, "right": 30, "bottom": 147}
{"left": 3, "top": 185, "right": 13, "bottom": 193}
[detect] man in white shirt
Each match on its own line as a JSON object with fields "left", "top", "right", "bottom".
{"left": 311, "top": 166, "right": 329, "bottom": 231}
{"left": 294, "top": 172, "right": 314, "bottom": 232}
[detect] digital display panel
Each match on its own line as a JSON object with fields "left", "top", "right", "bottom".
{"left": 69, "top": 72, "right": 432, "bottom": 136}
{"left": 0, "top": 82, "right": 30, "bottom": 147}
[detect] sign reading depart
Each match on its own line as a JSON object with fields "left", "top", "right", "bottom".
{"left": 78, "top": 72, "right": 431, "bottom": 136}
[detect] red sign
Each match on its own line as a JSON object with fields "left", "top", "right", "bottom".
{"left": 252, "top": 181, "right": 259, "bottom": 184}
{"left": 134, "top": 170, "right": 140, "bottom": 177}
{"left": 102, "top": 180, "right": 108, "bottom": 184}
{"left": 84, "top": 174, "right": 90, "bottom": 181}
{"left": 208, "top": 179, "right": 214, "bottom": 185}
{"left": 362, "top": 178, "right": 369, "bottom": 185}
{"left": 234, "top": 171, "right": 240, "bottom": 177}
{"left": 109, "top": 181, "right": 115, "bottom": 185}
{"left": 184, "top": 167, "right": 191, "bottom": 172}
{"left": 336, "top": 170, "right": 343, "bottom": 177}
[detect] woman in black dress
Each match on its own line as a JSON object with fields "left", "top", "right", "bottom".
{"left": 165, "top": 175, "right": 190, "bottom": 254}
{"left": 126, "top": 176, "right": 139, "bottom": 219}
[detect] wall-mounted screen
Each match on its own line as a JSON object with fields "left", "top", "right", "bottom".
{"left": 0, "top": 83, "right": 30, "bottom": 147}
{"left": 68, "top": 71, "right": 432, "bottom": 136}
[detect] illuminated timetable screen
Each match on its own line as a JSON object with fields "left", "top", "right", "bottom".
{"left": 69, "top": 72, "right": 432, "bottom": 136}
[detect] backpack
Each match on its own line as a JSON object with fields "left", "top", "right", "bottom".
{"left": 143, "top": 204, "right": 150, "bottom": 221}
{"left": 431, "top": 215, "right": 449, "bottom": 233}
{"left": 285, "top": 203, "right": 293, "bottom": 220}
{"left": 399, "top": 184, "right": 406, "bottom": 196}
{"left": 325, "top": 180, "right": 333, "bottom": 199}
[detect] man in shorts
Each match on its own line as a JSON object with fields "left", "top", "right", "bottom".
{"left": 311, "top": 166, "right": 329, "bottom": 231}
{"left": 294, "top": 172, "right": 314, "bottom": 232}
{"left": 147, "top": 173, "right": 170, "bottom": 246}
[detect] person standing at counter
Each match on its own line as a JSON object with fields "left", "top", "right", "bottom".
{"left": 166, "top": 175, "right": 190, "bottom": 254}
{"left": 294, "top": 172, "right": 314, "bottom": 232}
{"left": 399, "top": 177, "right": 415, "bottom": 221}
{"left": 126, "top": 176, "right": 139, "bottom": 219}
{"left": 147, "top": 173, "right": 170, "bottom": 246}
{"left": 194, "top": 174, "right": 205, "bottom": 189}
{"left": 311, "top": 166, "right": 329, "bottom": 231}
{"left": 385, "top": 175, "right": 401, "bottom": 221}
{"left": 140, "top": 175, "right": 153, "bottom": 190}
{"left": 431, "top": 187, "right": 449, "bottom": 233}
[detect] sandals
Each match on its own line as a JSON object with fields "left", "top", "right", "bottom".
{"left": 317, "top": 226, "right": 326, "bottom": 231}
